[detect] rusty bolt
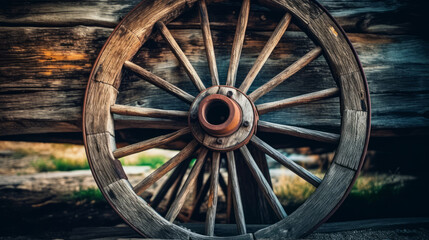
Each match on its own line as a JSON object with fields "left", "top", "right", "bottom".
{"left": 216, "top": 138, "right": 223, "bottom": 144}
{"left": 243, "top": 121, "right": 250, "bottom": 127}
{"left": 227, "top": 91, "right": 233, "bottom": 98}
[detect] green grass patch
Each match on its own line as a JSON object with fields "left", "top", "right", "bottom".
{"left": 120, "top": 155, "right": 167, "bottom": 169}
{"left": 32, "top": 155, "right": 89, "bottom": 172}
{"left": 68, "top": 188, "right": 105, "bottom": 202}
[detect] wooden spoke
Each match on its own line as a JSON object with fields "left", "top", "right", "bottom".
{"left": 199, "top": 0, "right": 219, "bottom": 86}
{"left": 257, "top": 87, "right": 340, "bottom": 115}
{"left": 114, "top": 119, "right": 187, "bottom": 131}
{"left": 151, "top": 158, "right": 191, "bottom": 210}
{"left": 251, "top": 136, "right": 321, "bottom": 187}
{"left": 113, "top": 128, "right": 191, "bottom": 159}
{"left": 165, "top": 148, "right": 209, "bottom": 222}
{"left": 124, "top": 61, "right": 195, "bottom": 103}
{"left": 205, "top": 151, "right": 220, "bottom": 236}
{"left": 111, "top": 104, "right": 188, "bottom": 120}
{"left": 165, "top": 163, "right": 189, "bottom": 212}
{"left": 187, "top": 173, "right": 211, "bottom": 220}
{"left": 156, "top": 22, "right": 206, "bottom": 92}
{"left": 226, "top": 0, "right": 250, "bottom": 87}
{"left": 239, "top": 146, "right": 287, "bottom": 219}
{"left": 239, "top": 13, "right": 292, "bottom": 93}
{"left": 258, "top": 121, "right": 340, "bottom": 143}
{"left": 248, "top": 47, "right": 323, "bottom": 101}
{"left": 226, "top": 170, "right": 233, "bottom": 224}
{"left": 133, "top": 140, "right": 199, "bottom": 195}
{"left": 226, "top": 151, "right": 246, "bottom": 234}
{"left": 218, "top": 170, "right": 228, "bottom": 199}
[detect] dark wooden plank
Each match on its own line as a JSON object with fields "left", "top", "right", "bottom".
{"left": 68, "top": 217, "right": 429, "bottom": 239}
{"left": 1, "top": 27, "right": 428, "bottom": 139}
{"left": 0, "top": 0, "right": 424, "bottom": 36}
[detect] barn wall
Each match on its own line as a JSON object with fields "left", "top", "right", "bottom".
{"left": 0, "top": 0, "right": 428, "bottom": 143}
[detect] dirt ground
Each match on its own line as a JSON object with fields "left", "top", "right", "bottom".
{"left": 1, "top": 144, "right": 428, "bottom": 239}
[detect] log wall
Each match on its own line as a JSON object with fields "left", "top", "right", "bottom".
{"left": 0, "top": 0, "right": 428, "bottom": 143}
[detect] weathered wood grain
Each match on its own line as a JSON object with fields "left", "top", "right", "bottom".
{"left": 0, "top": 0, "right": 424, "bottom": 35}
{"left": 256, "top": 87, "right": 339, "bottom": 115}
{"left": 156, "top": 21, "right": 206, "bottom": 92}
{"left": 199, "top": 0, "right": 219, "bottom": 86}
{"left": 239, "top": 12, "right": 292, "bottom": 93}
{"left": 86, "top": 132, "right": 127, "bottom": 186}
{"left": 258, "top": 121, "right": 340, "bottom": 143}
{"left": 226, "top": 151, "right": 246, "bottom": 235}
{"left": 334, "top": 110, "right": 368, "bottom": 170}
{"left": 248, "top": 46, "right": 323, "bottom": 101}
{"left": 111, "top": 104, "right": 188, "bottom": 120}
{"left": 124, "top": 61, "right": 195, "bottom": 104}
{"left": 205, "top": 151, "right": 220, "bottom": 236}
{"left": 226, "top": 0, "right": 250, "bottom": 86}
{"left": 85, "top": 81, "right": 117, "bottom": 136}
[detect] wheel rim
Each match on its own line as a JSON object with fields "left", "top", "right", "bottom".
{"left": 83, "top": 0, "right": 371, "bottom": 239}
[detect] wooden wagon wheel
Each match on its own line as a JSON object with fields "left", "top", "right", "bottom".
{"left": 83, "top": 0, "right": 370, "bottom": 239}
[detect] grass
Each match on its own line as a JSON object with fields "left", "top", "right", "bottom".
{"left": 120, "top": 155, "right": 168, "bottom": 169}
{"left": 32, "top": 155, "right": 89, "bottom": 172}
{"left": 68, "top": 188, "right": 105, "bottom": 203}
{"left": 274, "top": 171, "right": 420, "bottom": 219}
{"left": 274, "top": 173, "right": 319, "bottom": 208}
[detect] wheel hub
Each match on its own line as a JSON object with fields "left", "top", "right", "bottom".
{"left": 188, "top": 86, "right": 258, "bottom": 151}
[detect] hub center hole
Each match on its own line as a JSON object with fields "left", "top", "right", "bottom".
{"left": 205, "top": 100, "right": 230, "bottom": 125}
